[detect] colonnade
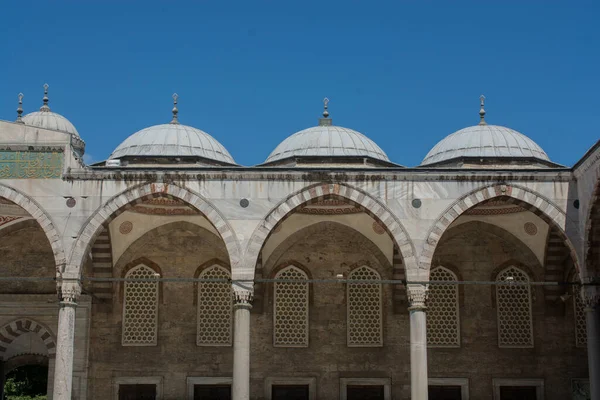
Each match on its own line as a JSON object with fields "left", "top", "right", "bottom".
{"left": 49, "top": 281, "right": 600, "bottom": 400}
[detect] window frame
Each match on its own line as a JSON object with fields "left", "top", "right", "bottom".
{"left": 196, "top": 264, "right": 233, "bottom": 347}
{"left": 186, "top": 376, "right": 232, "bottom": 400}
{"left": 492, "top": 378, "right": 544, "bottom": 400}
{"left": 340, "top": 377, "right": 391, "bottom": 400}
{"left": 495, "top": 266, "right": 534, "bottom": 348}
{"left": 428, "top": 377, "right": 469, "bottom": 400}
{"left": 346, "top": 265, "right": 383, "bottom": 347}
{"left": 113, "top": 376, "right": 163, "bottom": 400}
{"left": 121, "top": 263, "right": 160, "bottom": 346}
{"left": 264, "top": 377, "right": 317, "bottom": 400}
{"left": 427, "top": 266, "right": 461, "bottom": 348}
{"left": 273, "top": 265, "right": 310, "bottom": 348}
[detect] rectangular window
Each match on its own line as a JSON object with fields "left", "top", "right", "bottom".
{"left": 187, "top": 377, "right": 232, "bottom": 400}
{"left": 429, "top": 386, "right": 462, "bottom": 400}
{"left": 272, "top": 385, "right": 309, "bottom": 400}
{"left": 193, "top": 384, "right": 231, "bottom": 400}
{"left": 340, "top": 378, "right": 391, "bottom": 400}
{"left": 118, "top": 384, "right": 156, "bottom": 400}
{"left": 493, "top": 379, "right": 543, "bottom": 400}
{"left": 265, "top": 377, "right": 316, "bottom": 400}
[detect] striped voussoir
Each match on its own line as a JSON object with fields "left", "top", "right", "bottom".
{"left": 586, "top": 181, "right": 600, "bottom": 274}
{"left": 0, "top": 319, "right": 56, "bottom": 359}
{"left": 91, "top": 226, "right": 114, "bottom": 300}
{"left": 543, "top": 227, "right": 572, "bottom": 303}
{"left": 66, "top": 182, "right": 240, "bottom": 278}
{"left": 245, "top": 182, "right": 416, "bottom": 281}
{"left": 392, "top": 245, "right": 407, "bottom": 312}
{"left": 422, "top": 184, "right": 581, "bottom": 279}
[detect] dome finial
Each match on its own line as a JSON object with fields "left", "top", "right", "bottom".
{"left": 478, "top": 94, "right": 486, "bottom": 125}
{"left": 170, "top": 93, "right": 179, "bottom": 124}
{"left": 40, "top": 83, "right": 51, "bottom": 112}
{"left": 16, "top": 93, "right": 24, "bottom": 124}
{"left": 319, "top": 97, "right": 332, "bottom": 126}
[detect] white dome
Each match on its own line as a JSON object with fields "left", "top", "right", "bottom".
{"left": 22, "top": 111, "right": 79, "bottom": 136}
{"left": 421, "top": 124, "right": 550, "bottom": 166}
{"left": 110, "top": 123, "right": 235, "bottom": 164}
{"left": 265, "top": 125, "right": 389, "bottom": 163}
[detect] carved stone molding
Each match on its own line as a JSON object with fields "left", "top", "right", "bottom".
{"left": 581, "top": 283, "right": 600, "bottom": 309}
{"left": 58, "top": 281, "right": 82, "bottom": 305}
{"left": 407, "top": 284, "right": 428, "bottom": 311}
{"left": 233, "top": 289, "right": 253, "bottom": 309}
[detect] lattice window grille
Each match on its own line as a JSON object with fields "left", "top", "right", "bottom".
{"left": 496, "top": 267, "right": 533, "bottom": 348}
{"left": 197, "top": 265, "right": 232, "bottom": 346}
{"left": 427, "top": 266, "right": 460, "bottom": 347}
{"left": 273, "top": 266, "right": 309, "bottom": 347}
{"left": 122, "top": 265, "right": 159, "bottom": 346}
{"left": 574, "top": 288, "right": 587, "bottom": 348}
{"left": 347, "top": 266, "right": 383, "bottom": 347}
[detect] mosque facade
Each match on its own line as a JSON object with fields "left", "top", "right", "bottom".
{"left": 0, "top": 86, "right": 599, "bottom": 400}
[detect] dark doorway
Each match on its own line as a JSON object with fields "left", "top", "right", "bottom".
{"left": 118, "top": 384, "right": 156, "bottom": 400}
{"left": 429, "top": 385, "right": 462, "bottom": 400}
{"left": 3, "top": 364, "right": 48, "bottom": 399}
{"left": 500, "top": 386, "right": 537, "bottom": 400}
{"left": 272, "top": 384, "right": 309, "bottom": 400}
{"left": 194, "top": 384, "right": 232, "bottom": 400}
{"left": 347, "top": 385, "right": 385, "bottom": 400}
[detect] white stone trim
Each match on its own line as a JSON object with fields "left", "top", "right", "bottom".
{"left": 429, "top": 378, "right": 469, "bottom": 400}
{"left": 113, "top": 376, "right": 163, "bottom": 400}
{"left": 339, "top": 377, "right": 391, "bottom": 400}
{"left": 492, "top": 378, "right": 544, "bottom": 400}
{"left": 187, "top": 376, "right": 232, "bottom": 400}
{"left": 264, "top": 377, "right": 317, "bottom": 400}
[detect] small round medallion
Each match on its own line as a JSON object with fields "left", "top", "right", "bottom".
{"left": 119, "top": 221, "right": 133, "bottom": 235}
{"left": 372, "top": 221, "right": 386, "bottom": 235}
{"left": 240, "top": 198, "right": 250, "bottom": 208}
{"left": 412, "top": 199, "right": 422, "bottom": 209}
{"left": 524, "top": 222, "right": 537, "bottom": 236}
{"left": 66, "top": 198, "right": 76, "bottom": 208}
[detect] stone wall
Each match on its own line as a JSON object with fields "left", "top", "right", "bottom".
{"left": 87, "top": 221, "right": 231, "bottom": 399}
{"left": 430, "top": 221, "right": 587, "bottom": 400}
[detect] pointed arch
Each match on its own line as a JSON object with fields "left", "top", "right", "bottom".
{"left": 421, "top": 183, "right": 582, "bottom": 279}
{"left": 66, "top": 182, "right": 240, "bottom": 278}
{"left": 0, "top": 183, "right": 65, "bottom": 271}
{"left": 0, "top": 318, "right": 56, "bottom": 360}
{"left": 244, "top": 182, "right": 416, "bottom": 281}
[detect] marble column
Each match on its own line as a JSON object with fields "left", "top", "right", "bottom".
{"left": 408, "top": 284, "right": 429, "bottom": 400}
{"left": 583, "top": 283, "right": 600, "bottom": 400}
{"left": 52, "top": 280, "right": 81, "bottom": 400}
{"left": 232, "top": 288, "right": 253, "bottom": 400}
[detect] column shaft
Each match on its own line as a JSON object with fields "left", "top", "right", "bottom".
{"left": 232, "top": 290, "right": 252, "bottom": 400}
{"left": 408, "top": 284, "right": 429, "bottom": 400}
{"left": 52, "top": 282, "right": 80, "bottom": 400}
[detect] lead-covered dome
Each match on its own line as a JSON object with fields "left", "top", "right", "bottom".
{"left": 109, "top": 95, "right": 235, "bottom": 165}
{"left": 21, "top": 85, "right": 79, "bottom": 136}
{"left": 421, "top": 97, "right": 552, "bottom": 167}
{"left": 264, "top": 99, "right": 392, "bottom": 166}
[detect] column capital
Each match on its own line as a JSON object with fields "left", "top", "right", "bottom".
{"left": 407, "top": 283, "right": 428, "bottom": 311}
{"left": 233, "top": 288, "right": 253, "bottom": 310}
{"left": 57, "top": 280, "right": 81, "bottom": 305}
{"left": 581, "top": 282, "right": 600, "bottom": 309}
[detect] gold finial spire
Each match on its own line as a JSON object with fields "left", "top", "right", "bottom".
{"left": 319, "top": 97, "right": 332, "bottom": 126}
{"left": 170, "top": 93, "right": 179, "bottom": 124}
{"left": 16, "top": 93, "right": 24, "bottom": 123}
{"left": 478, "top": 94, "right": 486, "bottom": 125}
{"left": 40, "top": 83, "right": 51, "bottom": 112}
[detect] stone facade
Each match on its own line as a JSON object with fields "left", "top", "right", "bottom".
{"left": 0, "top": 116, "right": 599, "bottom": 400}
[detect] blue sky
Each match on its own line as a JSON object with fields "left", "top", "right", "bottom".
{"left": 1, "top": 1, "right": 598, "bottom": 167}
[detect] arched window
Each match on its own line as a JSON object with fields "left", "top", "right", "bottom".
{"left": 347, "top": 266, "right": 383, "bottom": 347}
{"left": 122, "top": 264, "right": 159, "bottom": 346}
{"left": 273, "top": 265, "right": 309, "bottom": 347}
{"left": 574, "top": 288, "right": 587, "bottom": 348}
{"left": 197, "top": 265, "right": 232, "bottom": 346}
{"left": 427, "top": 266, "right": 460, "bottom": 347}
{"left": 496, "top": 266, "right": 533, "bottom": 348}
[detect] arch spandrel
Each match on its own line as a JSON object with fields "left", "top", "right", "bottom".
{"left": 243, "top": 182, "right": 417, "bottom": 281}
{"left": 65, "top": 182, "right": 240, "bottom": 278}
{"left": 421, "top": 183, "right": 583, "bottom": 280}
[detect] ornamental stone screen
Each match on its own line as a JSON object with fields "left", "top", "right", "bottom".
{"left": 427, "top": 266, "right": 460, "bottom": 347}
{"left": 122, "top": 264, "right": 159, "bottom": 346}
{"left": 196, "top": 265, "right": 233, "bottom": 346}
{"left": 574, "top": 288, "right": 587, "bottom": 348}
{"left": 347, "top": 266, "right": 383, "bottom": 347}
{"left": 495, "top": 266, "right": 533, "bottom": 348}
{"left": 273, "top": 266, "right": 309, "bottom": 347}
